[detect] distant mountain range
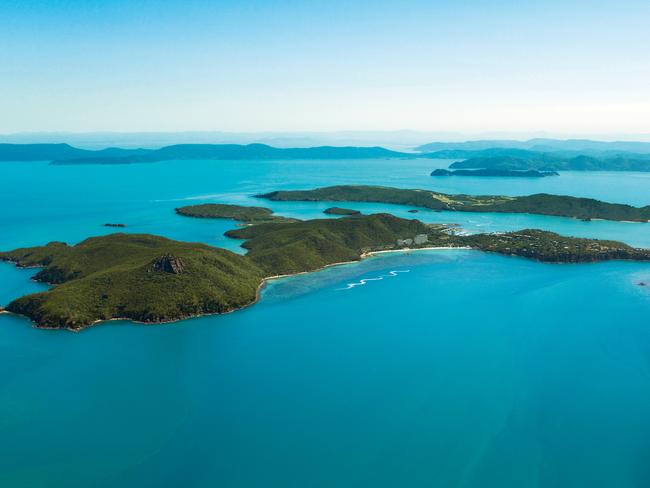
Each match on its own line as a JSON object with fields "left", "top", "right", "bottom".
{"left": 416, "top": 138, "right": 650, "bottom": 154}
{"left": 0, "top": 143, "right": 411, "bottom": 164}
{"left": 2, "top": 141, "right": 650, "bottom": 171}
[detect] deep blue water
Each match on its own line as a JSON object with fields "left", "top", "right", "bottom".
{"left": 1, "top": 159, "right": 650, "bottom": 487}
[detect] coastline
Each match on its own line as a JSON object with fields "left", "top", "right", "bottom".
{"left": 360, "top": 246, "right": 471, "bottom": 258}
{"left": 3, "top": 245, "right": 467, "bottom": 332}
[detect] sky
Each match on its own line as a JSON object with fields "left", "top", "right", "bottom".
{"left": 1, "top": 0, "right": 649, "bottom": 135}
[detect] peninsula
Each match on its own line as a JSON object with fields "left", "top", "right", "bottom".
{"left": 256, "top": 185, "right": 650, "bottom": 222}
{"left": 2, "top": 210, "right": 650, "bottom": 330}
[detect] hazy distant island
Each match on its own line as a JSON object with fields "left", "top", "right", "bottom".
{"left": 323, "top": 207, "right": 361, "bottom": 216}
{"left": 415, "top": 138, "right": 650, "bottom": 154}
{"left": 2, "top": 206, "right": 650, "bottom": 330}
{"left": 0, "top": 143, "right": 416, "bottom": 164}
{"left": 403, "top": 140, "right": 650, "bottom": 171}
{"left": 103, "top": 223, "right": 126, "bottom": 228}
{"left": 2, "top": 140, "right": 650, "bottom": 171}
{"left": 431, "top": 168, "right": 559, "bottom": 177}
{"left": 416, "top": 139, "right": 650, "bottom": 172}
{"left": 257, "top": 185, "right": 650, "bottom": 222}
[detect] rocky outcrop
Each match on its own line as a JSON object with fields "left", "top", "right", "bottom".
{"left": 149, "top": 254, "right": 185, "bottom": 274}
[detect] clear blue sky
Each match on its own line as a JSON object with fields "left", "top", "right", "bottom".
{"left": 1, "top": 0, "right": 649, "bottom": 134}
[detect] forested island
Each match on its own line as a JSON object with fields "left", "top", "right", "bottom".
{"left": 175, "top": 203, "right": 294, "bottom": 224}
{"left": 2, "top": 208, "right": 650, "bottom": 330}
{"left": 323, "top": 207, "right": 361, "bottom": 215}
{"left": 431, "top": 168, "right": 559, "bottom": 177}
{"left": 0, "top": 234, "right": 264, "bottom": 329}
{"left": 257, "top": 185, "right": 650, "bottom": 222}
{"left": 446, "top": 153, "right": 650, "bottom": 172}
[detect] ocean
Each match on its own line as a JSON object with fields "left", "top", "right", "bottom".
{"left": 1, "top": 158, "right": 649, "bottom": 487}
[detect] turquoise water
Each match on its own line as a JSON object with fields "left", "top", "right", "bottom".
{"left": 1, "top": 159, "right": 650, "bottom": 487}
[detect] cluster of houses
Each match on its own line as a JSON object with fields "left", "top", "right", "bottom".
{"left": 396, "top": 234, "right": 429, "bottom": 247}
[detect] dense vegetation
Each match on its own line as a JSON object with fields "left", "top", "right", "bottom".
{"left": 3, "top": 209, "right": 650, "bottom": 329}
{"left": 323, "top": 207, "right": 361, "bottom": 215}
{"left": 0, "top": 234, "right": 264, "bottom": 329}
{"left": 175, "top": 203, "right": 294, "bottom": 223}
{"left": 257, "top": 185, "right": 650, "bottom": 222}
{"left": 461, "top": 230, "right": 650, "bottom": 263}
{"left": 226, "top": 213, "right": 437, "bottom": 276}
{"left": 431, "top": 168, "right": 558, "bottom": 177}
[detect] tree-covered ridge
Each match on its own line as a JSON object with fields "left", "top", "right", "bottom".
{"left": 257, "top": 185, "right": 650, "bottom": 222}
{"left": 225, "top": 213, "right": 439, "bottom": 276}
{"left": 0, "top": 234, "right": 264, "bottom": 330}
{"left": 175, "top": 203, "right": 296, "bottom": 224}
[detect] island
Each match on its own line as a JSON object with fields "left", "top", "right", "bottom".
{"left": 323, "top": 207, "right": 361, "bottom": 216}
{"left": 224, "top": 213, "right": 441, "bottom": 276}
{"left": 431, "top": 168, "right": 559, "bottom": 177}
{"left": 4, "top": 141, "right": 650, "bottom": 172}
{"left": 446, "top": 154, "right": 650, "bottom": 172}
{"left": 175, "top": 203, "right": 295, "bottom": 224}
{"left": 0, "top": 215, "right": 443, "bottom": 329}
{"left": 412, "top": 142, "right": 650, "bottom": 172}
{"left": 256, "top": 185, "right": 650, "bottom": 222}
{"left": 0, "top": 234, "right": 264, "bottom": 330}
{"left": 0, "top": 142, "right": 419, "bottom": 164}
{"left": 103, "top": 223, "right": 126, "bottom": 228}
{"left": 2, "top": 209, "right": 650, "bottom": 330}
{"left": 43, "top": 144, "right": 414, "bottom": 165}
{"left": 415, "top": 138, "right": 650, "bottom": 154}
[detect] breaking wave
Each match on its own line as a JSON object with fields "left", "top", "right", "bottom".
{"left": 338, "top": 270, "right": 410, "bottom": 290}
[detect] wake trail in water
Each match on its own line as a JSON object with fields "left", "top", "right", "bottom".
{"left": 338, "top": 270, "right": 410, "bottom": 290}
